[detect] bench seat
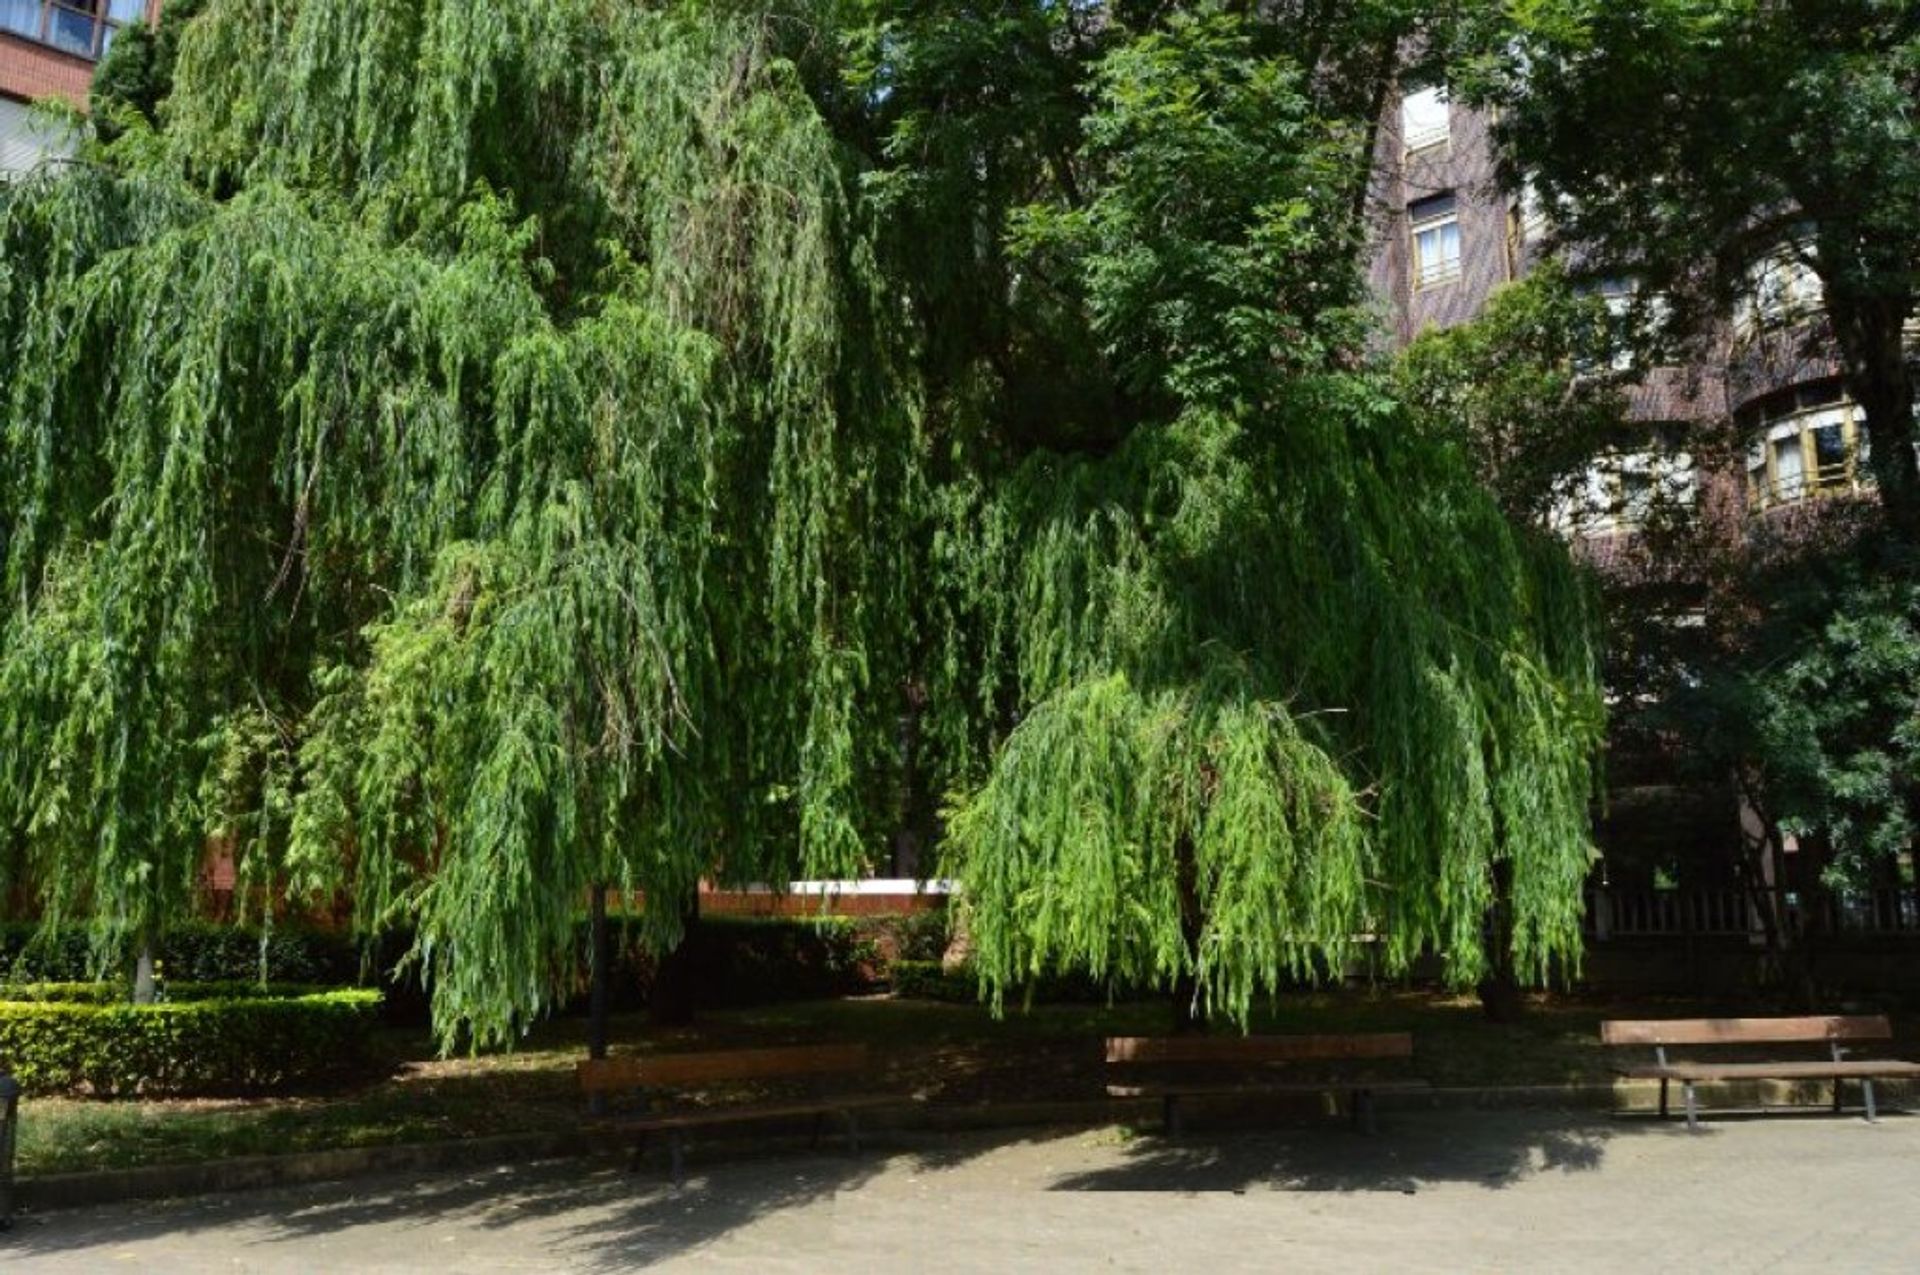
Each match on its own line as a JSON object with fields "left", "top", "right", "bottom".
{"left": 579, "top": 1044, "right": 898, "bottom": 1183}
{"left": 1601, "top": 1015, "right": 1918, "bottom": 1130}
{"left": 1107, "top": 1078, "right": 1431, "bottom": 1099}
{"left": 589, "top": 1092, "right": 899, "bottom": 1134}
{"left": 1615, "top": 1059, "right": 1920, "bottom": 1083}
{"left": 1104, "top": 1033, "right": 1423, "bottom": 1135}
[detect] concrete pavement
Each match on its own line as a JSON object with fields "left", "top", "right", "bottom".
{"left": 4, "top": 1109, "right": 1917, "bottom": 1272}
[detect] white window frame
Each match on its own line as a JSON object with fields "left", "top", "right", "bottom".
{"left": 1401, "top": 85, "right": 1450, "bottom": 156}
{"left": 1410, "top": 194, "right": 1462, "bottom": 290}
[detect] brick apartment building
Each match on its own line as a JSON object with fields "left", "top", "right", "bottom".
{"left": 1, "top": 1, "right": 154, "bottom": 174}
{"left": 1369, "top": 80, "right": 1920, "bottom": 962}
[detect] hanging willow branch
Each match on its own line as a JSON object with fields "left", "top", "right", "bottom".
{"left": 921, "top": 10, "right": 1606, "bottom": 1025}
{"left": 0, "top": 0, "right": 918, "bottom": 1046}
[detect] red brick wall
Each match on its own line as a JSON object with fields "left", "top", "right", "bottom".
{"left": 0, "top": 32, "right": 95, "bottom": 106}
{"left": 2, "top": 2, "right": 162, "bottom": 108}
{"left": 700, "top": 890, "right": 946, "bottom": 918}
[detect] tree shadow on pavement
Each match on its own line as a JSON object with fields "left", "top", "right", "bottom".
{"left": 2, "top": 1109, "right": 1656, "bottom": 1270}
{"left": 1040, "top": 1108, "right": 1620, "bottom": 1195}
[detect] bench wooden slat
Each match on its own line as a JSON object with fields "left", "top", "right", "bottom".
{"left": 589, "top": 1093, "right": 898, "bottom": 1133}
{"left": 1105, "top": 1033, "right": 1414, "bottom": 1065}
{"left": 578, "top": 1043, "right": 868, "bottom": 1092}
{"left": 1108, "top": 1079, "right": 1431, "bottom": 1099}
{"left": 1615, "top": 1060, "right": 1920, "bottom": 1082}
{"left": 1599, "top": 1016, "right": 1891, "bottom": 1047}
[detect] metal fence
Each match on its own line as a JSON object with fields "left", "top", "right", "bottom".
{"left": 1584, "top": 886, "right": 1920, "bottom": 942}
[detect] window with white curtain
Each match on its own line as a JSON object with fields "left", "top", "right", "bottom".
{"left": 1410, "top": 193, "right": 1461, "bottom": 289}
{"left": 1745, "top": 384, "right": 1870, "bottom": 510}
{"left": 1401, "top": 85, "right": 1450, "bottom": 155}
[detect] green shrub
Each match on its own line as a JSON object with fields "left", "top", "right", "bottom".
{"left": 889, "top": 959, "right": 1155, "bottom": 1006}
{"left": 0, "top": 922, "right": 359, "bottom": 986}
{"left": 854, "top": 910, "right": 951, "bottom": 964}
{"left": 0, "top": 986, "right": 382, "bottom": 1096}
{"left": 0, "top": 980, "right": 329, "bottom": 1004}
{"left": 888, "top": 960, "right": 979, "bottom": 1002}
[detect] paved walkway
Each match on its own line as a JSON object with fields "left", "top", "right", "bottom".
{"left": 5, "top": 1110, "right": 1917, "bottom": 1272}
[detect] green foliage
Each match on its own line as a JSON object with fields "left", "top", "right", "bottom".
{"left": 1452, "top": 0, "right": 1920, "bottom": 532}
{"left": 3, "top": 0, "right": 1605, "bottom": 1046}
{"left": 0, "top": 922, "right": 358, "bottom": 986}
{"left": 89, "top": 0, "right": 208, "bottom": 140}
{"left": 1009, "top": 9, "right": 1368, "bottom": 407}
{"left": 1396, "top": 265, "right": 1631, "bottom": 526}
{"left": 0, "top": 986, "right": 382, "bottom": 1095}
{"left": 1670, "top": 559, "right": 1920, "bottom": 889}
{"left": 906, "top": 7, "right": 1605, "bottom": 1023}
{"left": 3, "top": 0, "right": 916, "bottom": 1049}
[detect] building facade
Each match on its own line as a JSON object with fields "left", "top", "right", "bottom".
{"left": 1, "top": 1, "right": 155, "bottom": 176}
{"left": 1367, "top": 80, "right": 1920, "bottom": 950}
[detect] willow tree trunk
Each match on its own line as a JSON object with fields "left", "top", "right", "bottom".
{"left": 1476, "top": 860, "right": 1524, "bottom": 1023}
{"left": 1171, "top": 835, "right": 1206, "bottom": 1034}
{"left": 649, "top": 891, "right": 702, "bottom": 1028}
{"left": 588, "top": 885, "right": 610, "bottom": 1058}
{"left": 587, "top": 883, "right": 611, "bottom": 1115}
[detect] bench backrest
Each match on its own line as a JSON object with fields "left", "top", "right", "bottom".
{"left": 1599, "top": 1016, "right": 1891, "bottom": 1048}
{"left": 577, "top": 1043, "right": 868, "bottom": 1094}
{"left": 1105, "top": 1033, "right": 1413, "bottom": 1066}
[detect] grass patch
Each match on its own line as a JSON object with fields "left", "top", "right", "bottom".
{"left": 17, "top": 989, "right": 1915, "bottom": 1177}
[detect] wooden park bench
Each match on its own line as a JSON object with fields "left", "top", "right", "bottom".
{"left": 577, "top": 1044, "right": 897, "bottom": 1184}
{"left": 1601, "top": 1015, "right": 1920, "bottom": 1131}
{"left": 1104, "top": 1033, "right": 1427, "bottom": 1136}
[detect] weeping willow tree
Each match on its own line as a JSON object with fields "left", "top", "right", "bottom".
{"left": 0, "top": 0, "right": 917, "bottom": 1042}
{"left": 866, "top": 4, "right": 1607, "bottom": 1025}
{"left": 3, "top": 0, "right": 1603, "bottom": 1043}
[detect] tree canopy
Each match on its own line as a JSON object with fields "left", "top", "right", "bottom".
{"left": 1453, "top": 0, "right": 1920, "bottom": 538}
{"left": 2, "top": 0, "right": 1606, "bottom": 1041}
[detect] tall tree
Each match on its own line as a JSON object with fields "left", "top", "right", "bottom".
{"left": 3, "top": 0, "right": 1607, "bottom": 1042}
{"left": 1, "top": 0, "right": 916, "bottom": 1041}
{"left": 1453, "top": 0, "right": 1920, "bottom": 538}
{"left": 869, "top": 5, "right": 1607, "bottom": 1025}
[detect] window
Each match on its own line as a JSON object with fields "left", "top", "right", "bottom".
{"left": 0, "top": 95, "right": 75, "bottom": 178}
{"left": 1744, "top": 383, "right": 1868, "bottom": 511}
{"left": 1401, "top": 85, "right": 1450, "bottom": 155}
{"left": 1410, "top": 193, "right": 1461, "bottom": 289}
{"left": 0, "top": 1, "right": 144, "bottom": 61}
{"left": 1734, "top": 244, "right": 1824, "bottom": 338}
{"left": 1551, "top": 446, "right": 1695, "bottom": 536}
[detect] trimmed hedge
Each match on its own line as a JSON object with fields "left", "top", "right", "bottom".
{"left": 0, "top": 985, "right": 383, "bottom": 1096}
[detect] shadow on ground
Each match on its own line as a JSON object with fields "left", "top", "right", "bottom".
{"left": 0, "top": 1107, "right": 1680, "bottom": 1270}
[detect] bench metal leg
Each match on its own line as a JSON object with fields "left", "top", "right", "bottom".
{"left": 1162, "top": 1094, "right": 1184, "bottom": 1138}
{"left": 628, "top": 1132, "right": 648, "bottom": 1173}
{"left": 843, "top": 1109, "right": 863, "bottom": 1155}
{"left": 1863, "top": 1081, "right": 1877, "bottom": 1124}
{"left": 1834, "top": 1079, "right": 1844, "bottom": 1115}
{"left": 668, "top": 1131, "right": 685, "bottom": 1187}
{"left": 1659, "top": 1078, "right": 1669, "bottom": 1121}
{"left": 810, "top": 1111, "right": 826, "bottom": 1150}
{"left": 1683, "top": 1082, "right": 1700, "bottom": 1132}
{"left": 1355, "top": 1089, "right": 1377, "bottom": 1136}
